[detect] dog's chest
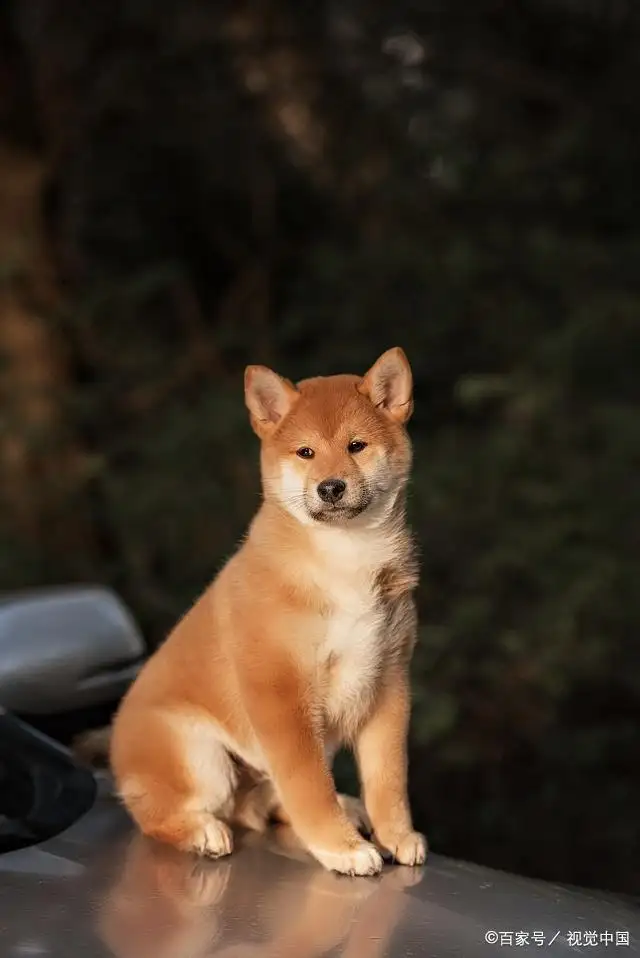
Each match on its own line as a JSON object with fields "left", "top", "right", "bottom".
{"left": 319, "top": 576, "right": 387, "bottom": 730}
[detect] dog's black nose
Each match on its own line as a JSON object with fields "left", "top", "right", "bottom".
{"left": 317, "top": 478, "right": 346, "bottom": 503}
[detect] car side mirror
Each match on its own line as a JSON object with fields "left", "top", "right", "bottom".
{"left": 0, "top": 586, "right": 145, "bottom": 714}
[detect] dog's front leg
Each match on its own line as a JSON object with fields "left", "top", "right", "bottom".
{"left": 355, "top": 666, "right": 427, "bottom": 866}
{"left": 238, "top": 657, "right": 383, "bottom": 876}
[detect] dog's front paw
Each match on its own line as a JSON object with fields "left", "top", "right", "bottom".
{"left": 311, "top": 840, "right": 384, "bottom": 876}
{"left": 381, "top": 831, "right": 427, "bottom": 867}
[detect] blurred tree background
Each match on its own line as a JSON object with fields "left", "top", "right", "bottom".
{"left": 1, "top": 0, "right": 639, "bottom": 895}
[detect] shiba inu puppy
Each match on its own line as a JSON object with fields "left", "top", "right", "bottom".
{"left": 110, "top": 347, "right": 427, "bottom": 876}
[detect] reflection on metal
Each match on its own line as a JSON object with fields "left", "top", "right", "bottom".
{"left": 100, "top": 827, "right": 419, "bottom": 958}
{"left": 0, "top": 791, "right": 639, "bottom": 957}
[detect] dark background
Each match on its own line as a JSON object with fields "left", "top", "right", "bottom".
{"left": 1, "top": 0, "right": 639, "bottom": 896}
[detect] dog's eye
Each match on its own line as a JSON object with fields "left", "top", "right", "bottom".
{"left": 348, "top": 440, "right": 368, "bottom": 454}
{"left": 296, "top": 447, "right": 315, "bottom": 459}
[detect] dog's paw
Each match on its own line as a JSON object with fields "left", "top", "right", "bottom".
{"left": 384, "top": 831, "right": 428, "bottom": 867}
{"left": 311, "top": 841, "right": 384, "bottom": 877}
{"left": 180, "top": 818, "right": 234, "bottom": 859}
{"left": 337, "top": 794, "right": 372, "bottom": 836}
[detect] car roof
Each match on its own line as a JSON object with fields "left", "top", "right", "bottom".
{"left": 0, "top": 779, "right": 638, "bottom": 957}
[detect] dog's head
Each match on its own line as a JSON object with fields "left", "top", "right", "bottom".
{"left": 244, "top": 348, "right": 413, "bottom": 527}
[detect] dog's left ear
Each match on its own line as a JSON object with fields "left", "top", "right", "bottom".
{"left": 358, "top": 347, "right": 413, "bottom": 423}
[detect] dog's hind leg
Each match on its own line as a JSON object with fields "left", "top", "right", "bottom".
{"left": 231, "top": 777, "right": 279, "bottom": 832}
{"left": 112, "top": 709, "right": 238, "bottom": 858}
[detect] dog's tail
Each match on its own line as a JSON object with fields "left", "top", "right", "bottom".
{"left": 72, "top": 724, "right": 113, "bottom": 768}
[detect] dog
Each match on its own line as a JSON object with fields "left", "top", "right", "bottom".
{"left": 108, "top": 346, "right": 427, "bottom": 876}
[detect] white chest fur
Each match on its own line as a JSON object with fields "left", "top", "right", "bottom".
{"left": 322, "top": 594, "right": 385, "bottom": 732}
{"left": 309, "top": 526, "right": 395, "bottom": 733}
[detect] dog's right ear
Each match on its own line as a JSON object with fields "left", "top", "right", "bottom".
{"left": 244, "top": 365, "right": 299, "bottom": 437}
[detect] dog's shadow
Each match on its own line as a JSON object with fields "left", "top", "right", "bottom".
{"left": 97, "top": 826, "right": 425, "bottom": 958}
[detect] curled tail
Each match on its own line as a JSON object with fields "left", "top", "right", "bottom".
{"left": 73, "top": 724, "right": 113, "bottom": 768}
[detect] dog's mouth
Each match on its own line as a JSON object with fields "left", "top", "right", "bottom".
{"left": 309, "top": 499, "right": 371, "bottom": 523}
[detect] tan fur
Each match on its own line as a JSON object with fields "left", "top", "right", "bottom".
{"left": 110, "top": 347, "right": 427, "bottom": 876}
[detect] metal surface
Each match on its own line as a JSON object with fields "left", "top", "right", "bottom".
{"left": 0, "top": 586, "right": 144, "bottom": 714}
{"left": 0, "top": 778, "right": 638, "bottom": 958}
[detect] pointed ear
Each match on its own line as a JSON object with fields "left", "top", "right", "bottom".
{"left": 244, "top": 365, "right": 299, "bottom": 437}
{"left": 358, "top": 347, "right": 413, "bottom": 424}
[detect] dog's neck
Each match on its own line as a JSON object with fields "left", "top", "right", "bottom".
{"left": 251, "top": 488, "right": 411, "bottom": 574}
